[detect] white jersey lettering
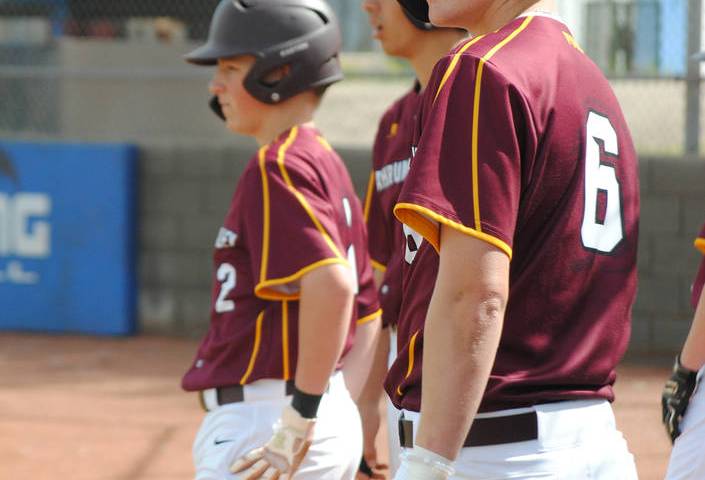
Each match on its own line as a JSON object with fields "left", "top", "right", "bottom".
{"left": 375, "top": 159, "right": 410, "bottom": 192}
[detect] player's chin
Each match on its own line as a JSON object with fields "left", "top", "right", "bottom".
{"left": 224, "top": 117, "right": 247, "bottom": 136}
{"left": 380, "top": 40, "right": 404, "bottom": 58}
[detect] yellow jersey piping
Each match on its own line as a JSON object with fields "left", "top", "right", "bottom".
{"left": 363, "top": 171, "right": 375, "bottom": 222}
{"left": 357, "top": 308, "right": 382, "bottom": 326}
{"left": 258, "top": 145, "right": 272, "bottom": 284}
{"left": 276, "top": 126, "right": 344, "bottom": 260}
{"left": 695, "top": 238, "right": 705, "bottom": 255}
{"left": 240, "top": 310, "right": 265, "bottom": 384}
{"left": 396, "top": 330, "right": 420, "bottom": 396}
{"left": 371, "top": 259, "right": 387, "bottom": 272}
{"left": 433, "top": 35, "right": 487, "bottom": 103}
{"left": 255, "top": 257, "right": 349, "bottom": 300}
{"left": 394, "top": 202, "right": 513, "bottom": 259}
{"left": 471, "top": 16, "right": 533, "bottom": 231}
{"left": 315, "top": 135, "right": 333, "bottom": 152}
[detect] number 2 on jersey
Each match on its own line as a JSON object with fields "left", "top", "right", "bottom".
{"left": 581, "top": 111, "right": 623, "bottom": 254}
{"left": 214, "top": 198, "right": 357, "bottom": 311}
{"left": 215, "top": 263, "right": 236, "bottom": 313}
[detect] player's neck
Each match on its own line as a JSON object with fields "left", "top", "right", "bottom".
{"left": 467, "top": 0, "right": 556, "bottom": 36}
{"left": 409, "top": 31, "right": 467, "bottom": 90}
{"left": 254, "top": 96, "right": 317, "bottom": 146}
{"left": 520, "top": 0, "right": 556, "bottom": 18}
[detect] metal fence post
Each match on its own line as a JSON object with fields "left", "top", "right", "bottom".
{"left": 686, "top": 0, "right": 702, "bottom": 155}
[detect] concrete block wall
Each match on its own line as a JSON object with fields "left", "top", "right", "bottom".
{"left": 633, "top": 157, "right": 705, "bottom": 354}
{"left": 137, "top": 146, "right": 705, "bottom": 355}
{"left": 138, "top": 141, "right": 253, "bottom": 336}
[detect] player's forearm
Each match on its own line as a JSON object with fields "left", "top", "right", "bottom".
{"left": 343, "top": 316, "right": 382, "bottom": 401}
{"left": 680, "top": 288, "right": 705, "bottom": 371}
{"left": 354, "top": 268, "right": 389, "bottom": 403}
{"left": 373, "top": 267, "right": 385, "bottom": 289}
{"left": 415, "top": 226, "right": 508, "bottom": 460}
{"left": 296, "top": 263, "right": 355, "bottom": 395}
{"left": 416, "top": 284, "right": 505, "bottom": 459}
{"left": 356, "top": 324, "right": 391, "bottom": 406}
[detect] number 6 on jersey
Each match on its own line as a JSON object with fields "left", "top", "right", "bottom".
{"left": 581, "top": 111, "right": 624, "bottom": 254}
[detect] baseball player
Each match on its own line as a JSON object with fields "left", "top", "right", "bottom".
{"left": 357, "top": 1, "right": 465, "bottom": 477}
{"left": 386, "top": 0, "right": 640, "bottom": 478}
{"left": 661, "top": 50, "right": 705, "bottom": 480}
{"left": 180, "top": 1, "right": 381, "bottom": 479}
{"left": 662, "top": 220, "right": 705, "bottom": 479}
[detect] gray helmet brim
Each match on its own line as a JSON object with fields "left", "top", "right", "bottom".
{"left": 184, "top": 42, "right": 248, "bottom": 66}
{"left": 184, "top": 44, "right": 219, "bottom": 66}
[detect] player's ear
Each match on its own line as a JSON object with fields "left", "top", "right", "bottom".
{"left": 261, "top": 64, "right": 292, "bottom": 87}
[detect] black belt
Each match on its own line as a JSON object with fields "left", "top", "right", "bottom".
{"left": 199, "top": 380, "right": 296, "bottom": 411}
{"left": 399, "top": 411, "right": 538, "bottom": 448}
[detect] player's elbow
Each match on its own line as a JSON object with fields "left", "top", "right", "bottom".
{"left": 301, "top": 262, "right": 356, "bottom": 305}
{"left": 437, "top": 226, "right": 510, "bottom": 323}
{"left": 325, "top": 263, "right": 357, "bottom": 301}
{"left": 448, "top": 284, "right": 507, "bottom": 322}
{"left": 436, "top": 263, "right": 508, "bottom": 337}
{"left": 476, "top": 288, "right": 507, "bottom": 325}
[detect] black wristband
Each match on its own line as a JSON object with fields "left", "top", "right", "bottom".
{"left": 359, "top": 456, "right": 374, "bottom": 476}
{"left": 291, "top": 386, "right": 323, "bottom": 419}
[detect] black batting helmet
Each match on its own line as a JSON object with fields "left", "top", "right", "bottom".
{"left": 185, "top": 0, "right": 343, "bottom": 106}
{"left": 398, "top": 0, "right": 430, "bottom": 24}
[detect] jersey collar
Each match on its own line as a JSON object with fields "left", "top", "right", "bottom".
{"left": 517, "top": 10, "right": 566, "bottom": 26}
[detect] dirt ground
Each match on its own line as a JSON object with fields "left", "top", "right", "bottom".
{"left": 0, "top": 334, "right": 674, "bottom": 480}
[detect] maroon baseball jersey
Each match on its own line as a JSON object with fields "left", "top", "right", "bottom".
{"left": 693, "top": 222, "right": 705, "bottom": 307}
{"left": 183, "top": 125, "right": 380, "bottom": 392}
{"left": 385, "top": 15, "right": 639, "bottom": 412}
{"left": 363, "top": 83, "right": 421, "bottom": 327}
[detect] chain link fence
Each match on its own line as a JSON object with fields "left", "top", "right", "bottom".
{"left": 577, "top": 0, "right": 704, "bottom": 155}
{"left": 0, "top": 0, "right": 703, "bottom": 153}
{"left": 0, "top": 0, "right": 216, "bottom": 138}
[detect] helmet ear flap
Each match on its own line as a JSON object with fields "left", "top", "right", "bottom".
{"left": 209, "top": 96, "right": 226, "bottom": 121}
{"left": 398, "top": 0, "right": 430, "bottom": 24}
{"left": 241, "top": 22, "right": 342, "bottom": 104}
{"left": 402, "top": 5, "right": 433, "bottom": 30}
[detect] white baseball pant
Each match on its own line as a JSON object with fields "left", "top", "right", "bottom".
{"left": 665, "top": 367, "right": 705, "bottom": 480}
{"left": 397, "top": 399, "right": 637, "bottom": 479}
{"left": 386, "top": 328, "right": 401, "bottom": 475}
{"left": 192, "top": 371, "right": 362, "bottom": 480}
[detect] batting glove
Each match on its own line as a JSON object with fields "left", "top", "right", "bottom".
{"left": 662, "top": 355, "right": 699, "bottom": 443}
{"left": 357, "top": 456, "right": 386, "bottom": 479}
{"left": 392, "top": 446, "right": 454, "bottom": 480}
{"left": 230, "top": 405, "right": 316, "bottom": 479}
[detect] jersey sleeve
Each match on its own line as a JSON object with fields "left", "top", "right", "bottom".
{"left": 378, "top": 248, "right": 403, "bottom": 328}
{"left": 692, "top": 221, "right": 705, "bottom": 307}
{"left": 356, "top": 252, "right": 382, "bottom": 325}
{"left": 351, "top": 201, "right": 381, "bottom": 324}
{"left": 363, "top": 113, "right": 395, "bottom": 271}
{"left": 394, "top": 55, "right": 530, "bottom": 259}
{"left": 242, "top": 147, "right": 349, "bottom": 301}
{"left": 695, "top": 222, "right": 705, "bottom": 255}
{"left": 363, "top": 172, "right": 389, "bottom": 271}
